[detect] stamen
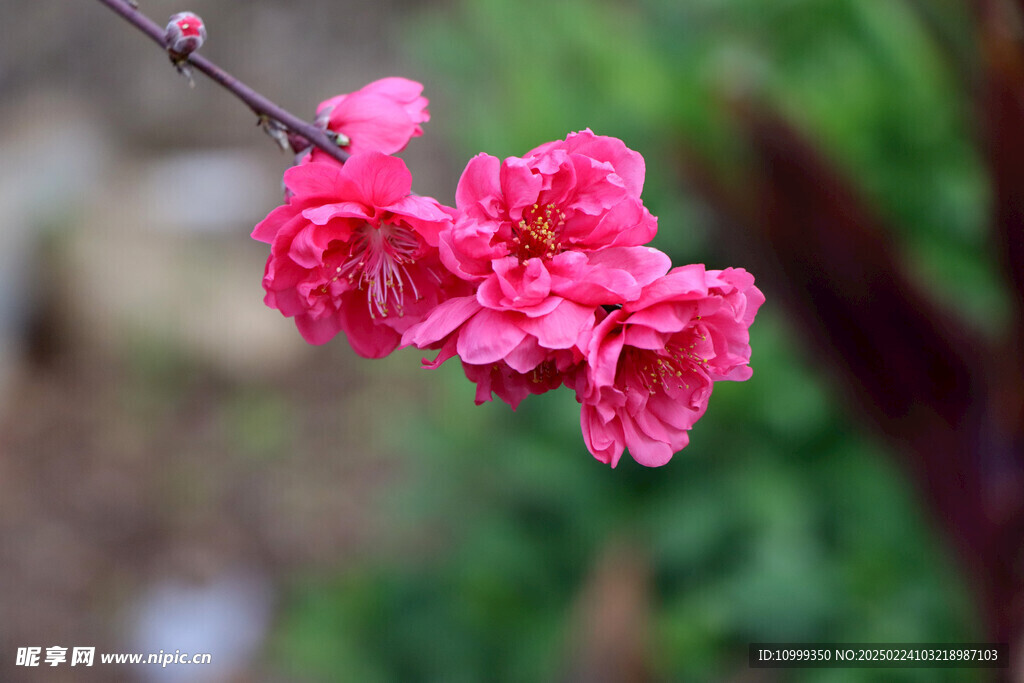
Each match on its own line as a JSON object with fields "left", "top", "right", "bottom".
{"left": 628, "top": 337, "right": 710, "bottom": 395}
{"left": 511, "top": 203, "right": 565, "bottom": 262}
{"left": 530, "top": 360, "right": 558, "bottom": 385}
{"left": 337, "top": 222, "right": 421, "bottom": 318}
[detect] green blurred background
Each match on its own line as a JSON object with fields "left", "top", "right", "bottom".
{"left": 0, "top": 0, "right": 1007, "bottom": 681}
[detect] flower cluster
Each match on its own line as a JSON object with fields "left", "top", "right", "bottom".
{"left": 253, "top": 78, "right": 764, "bottom": 468}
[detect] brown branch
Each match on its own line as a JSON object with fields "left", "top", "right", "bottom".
{"left": 979, "top": 5, "right": 1024, "bottom": 427}
{"left": 93, "top": 0, "right": 349, "bottom": 165}
{"left": 745, "top": 108, "right": 985, "bottom": 440}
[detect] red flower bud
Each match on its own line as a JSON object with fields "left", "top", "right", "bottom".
{"left": 165, "top": 12, "right": 206, "bottom": 60}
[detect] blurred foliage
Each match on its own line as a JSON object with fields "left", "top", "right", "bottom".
{"left": 270, "top": 0, "right": 998, "bottom": 680}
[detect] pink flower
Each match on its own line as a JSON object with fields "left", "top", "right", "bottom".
{"left": 462, "top": 357, "right": 577, "bottom": 409}
{"left": 577, "top": 265, "right": 765, "bottom": 468}
{"left": 424, "top": 342, "right": 585, "bottom": 409}
{"left": 403, "top": 130, "right": 669, "bottom": 401}
{"left": 252, "top": 152, "right": 461, "bottom": 357}
{"left": 309, "top": 78, "right": 430, "bottom": 159}
{"left": 441, "top": 129, "right": 663, "bottom": 299}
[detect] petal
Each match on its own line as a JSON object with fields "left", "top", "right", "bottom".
{"left": 503, "top": 336, "right": 548, "bottom": 374}
{"left": 359, "top": 77, "right": 425, "bottom": 105}
{"left": 456, "top": 154, "right": 502, "bottom": 216}
{"left": 620, "top": 414, "right": 676, "bottom": 467}
{"left": 566, "top": 196, "right": 657, "bottom": 248}
{"left": 512, "top": 294, "right": 564, "bottom": 318}
{"left": 565, "top": 154, "right": 622, "bottom": 215}
{"left": 386, "top": 195, "right": 452, "bottom": 246}
{"left": 295, "top": 312, "right": 342, "bottom": 345}
{"left": 302, "top": 202, "right": 372, "bottom": 225}
{"left": 456, "top": 309, "right": 528, "bottom": 364}
{"left": 288, "top": 225, "right": 333, "bottom": 268}
{"left": 629, "top": 264, "right": 709, "bottom": 309}
{"left": 283, "top": 162, "right": 354, "bottom": 202}
{"left": 330, "top": 93, "right": 419, "bottom": 155}
{"left": 493, "top": 257, "right": 552, "bottom": 304}
{"left": 580, "top": 403, "right": 625, "bottom": 467}
{"left": 402, "top": 295, "right": 481, "bottom": 348}
{"left": 621, "top": 324, "right": 664, "bottom": 350}
{"left": 549, "top": 261, "right": 640, "bottom": 305}
{"left": 550, "top": 246, "right": 670, "bottom": 305}
{"left": 589, "top": 246, "right": 672, "bottom": 287}
{"left": 647, "top": 386, "right": 702, "bottom": 430}
{"left": 463, "top": 361, "right": 532, "bottom": 409}
{"left": 340, "top": 151, "right": 413, "bottom": 207}
{"left": 439, "top": 219, "right": 500, "bottom": 281}
{"left": 500, "top": 157, "right": 544, "bottom": 218}
{"left": 252, "top": 205, "right": 299, "bottom": 243}
{"left": 560, "top": 129, "right": 646, "bottom": 197}
{"left": 622, "top": 302, "right": 694, "bottom": 334}
{"left": 584, "top": 312, "right": 626, "bottom": 393}
{"left": 477, "top": 274, "right": 510, "bottom": 309}
{"left": 338, "top": 301, "right": 402, "bottom": 358}
{"left": 517, "top": 300, "right": 594, "bottom": 349}
{"left": 420, "top": 336, "right": 459, "bottom": 368}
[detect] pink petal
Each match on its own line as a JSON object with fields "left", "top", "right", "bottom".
{"left": 330, "top": 93, "right": 419, "bottom": 155}
{"left": 565, "top": 154, "right": 621, "bottom": 215}
{"left": 386, "top": 195, "right": 452, "bottom": 246}
{"left": 493, "top": 257, "right": 552, "bottom": 304}
{"left": 402, "top": 295, "right": 481, "bottom": 348}
{"left": 516, "top": 300, "right": 594, "bottom": 350}
{"left": 252, "top": 205, "right": 300, "bottom": 243}
{"left": 456, "top": 309, "right": 528, "bottom": 364}
{"left": 550, "top": 245, "right": 670, "bottom": 305}
{"left": 302, "top": 202, "right": 372, "bottom": 225}
{"left": 360, "top": 77, "right": 426, "bottom": 110}
{"left": 500, "top": 157, "right": 544, "bottom": 218}
{"left": 338, "top": 302, "right": 402, "bottom": 358}
{"left": 283, "top": 162, "right": 354, "bottom": 202}
{"left": 549, "top": 260, "right": 640, "bottom": 305}
{"left": 510, "top": 294, "right": 564, "bottom": 318}
{"left": 628, "top": 264, "right": 709, "bottom": 310}
{"left": 620, "top": 414, "right": 676, "bottom": 467}
{"left": 420, "top": 336, "right": 459, "bottom": 368}
{"left": 646, "top": 388, "right": 702, "bottom": 430}
{"left": 456, "top": 154, "right": 502, "bottom": 216}
{"left": 503, "top": 336, "right": 548, "bottom": 374}
{"left": 584, "top": 312, "right": 626, "bottom": 393}
{"left": 621, "top": 324, "right": 664, "bottom": 350}
{"left": 589, "top": 246, "right": 671, "bottom": 287}
{"left": 620, "top": 306, "right": 687, "bottom": 335}
{"left": 463, "top": 362, "right": 532, "bottom": 409}
{"left": 295, "top": 312, "right": 342, "bottom": 345}
{"left": 568, "top": 196, "right": 657, "bottom": 248}
{"left": 439, "top": 219, "right": 500, "bottom": 281}
{"left": 340, "top": 151, "right": 413, "bottom": 207}
{"left": 555, "top": 129, "right": 646, "bottom": 197}
{"left": 288, "top": 225, "right": 333, "bottom": 268}
{"left": 580, "top": 403, "right": 625, "bottom": 467}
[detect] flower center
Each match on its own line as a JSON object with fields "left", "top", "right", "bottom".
{"left": 336, "top": 222, "right": 421, "bottom": 319}
{"left": 511, "top": 203, "right": 565, "bottom": 262}
{"left": 529, "top": 359, "right": 558, "bottom": 385}
{"left": 626, "top": 328, "right": 711, "bottom": 395}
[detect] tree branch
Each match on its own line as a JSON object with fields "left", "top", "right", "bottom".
{"left": 93, "top": 0, "right": 349, "bottom": 165}
{"left": 979, "top": 5, "right": 1024, "bottom": 424}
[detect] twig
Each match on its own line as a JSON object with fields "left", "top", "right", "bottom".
{"left": 93, "top": 0, "right": 349, "bottom": 164}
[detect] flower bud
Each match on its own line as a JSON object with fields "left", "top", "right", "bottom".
{"left": 165, "top": 12, "right": 206, "bottom": 60}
